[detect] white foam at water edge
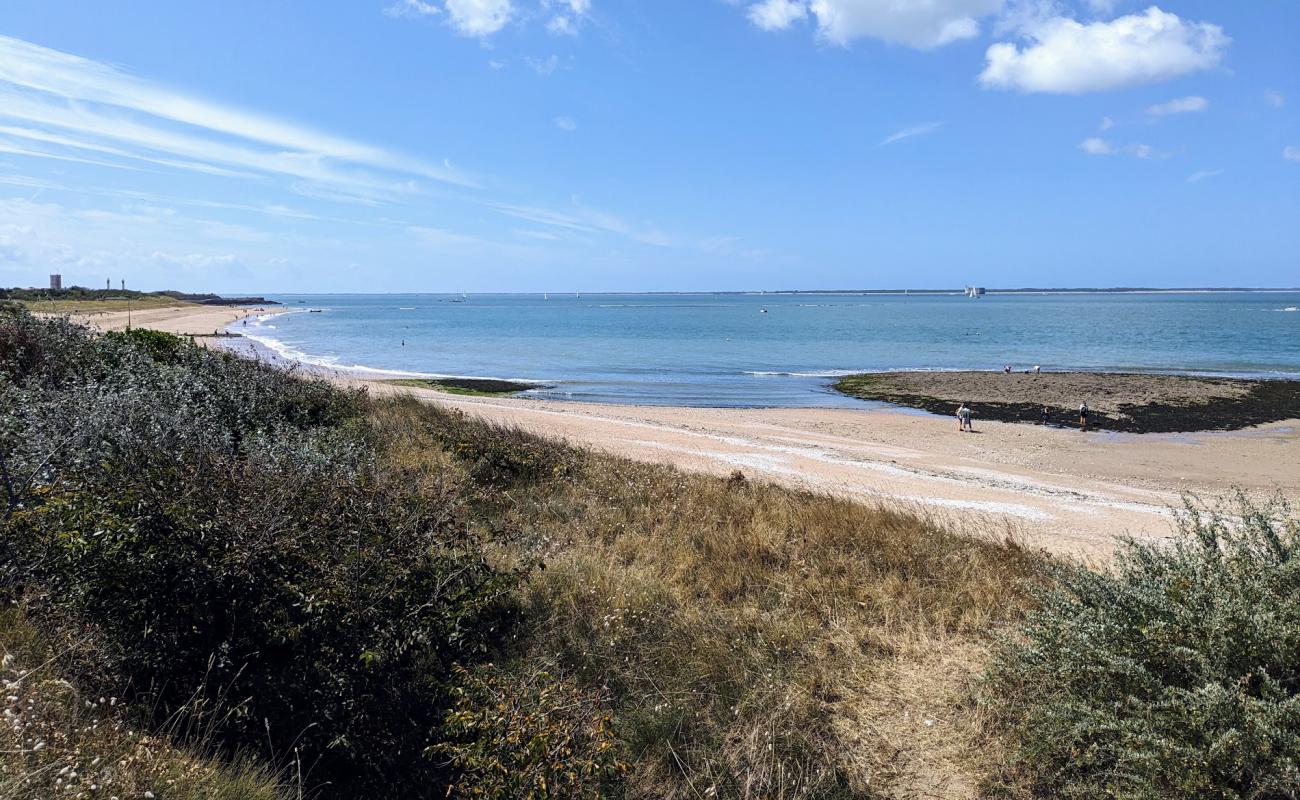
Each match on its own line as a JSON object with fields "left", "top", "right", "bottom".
{"left": 1281, "top": 307, "right": 1298, "bottom": 312}
{"left": 230, "top": 327, "right": 553, "bottom": 384}
{"left": 744, "top": 370, "right": 862, "bottom": 378}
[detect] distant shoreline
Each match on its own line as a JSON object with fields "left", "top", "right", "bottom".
{"left": 258, "top": 287, "right": 1300, "bottom": 297}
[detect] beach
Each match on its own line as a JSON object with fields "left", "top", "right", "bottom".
{"left": 68, "top": 303, "right": 1300, "bottom": 557}
{"left": 43, "top": 303, "right": 268, "bottom": 337}
{"left": 354, "top": 381, "right": 1300, "bottom": 558}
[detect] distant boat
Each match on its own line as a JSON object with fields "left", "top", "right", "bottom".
{"left": 760, "top": 307, "right": 769, "bottom": 314}
{"left": 308, "top": 309, "right": 323, "bottom": 313}
{"left": 544, "top": 293, "right": 549, "bottom": 300}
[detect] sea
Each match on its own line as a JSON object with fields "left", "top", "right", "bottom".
{"left": 227, "top": 292, "right": 1300, "bottom": 408}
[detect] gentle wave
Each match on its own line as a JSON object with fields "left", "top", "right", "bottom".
{"left": 231, "top": 320, "right": 553, "bottom": 384}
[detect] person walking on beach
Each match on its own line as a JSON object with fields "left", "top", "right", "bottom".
{"left": 957, "top": 402, "right": 973, "bottom": 433}
{"left": 1040, "top": 404, "right": 1050, "bottom": 425}
{"left": 1079, "top": 401, "right": 1090, "bottom": 431}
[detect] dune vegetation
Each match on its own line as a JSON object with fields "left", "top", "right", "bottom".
{"left": 1, "top": 305, "right": 1296, "bottom": 799}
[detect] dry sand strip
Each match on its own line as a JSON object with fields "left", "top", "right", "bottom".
{"left": 73, "top": 305, "right": 1300, "bottom": 558}
{"left": 42, "top": 304, "right": 268, "bottom": 338}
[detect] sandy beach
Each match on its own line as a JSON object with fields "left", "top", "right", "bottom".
{"left": 79, "top": 305, "right": 1300, "bottom": 558}
{"left": 45, "top": 303, "right": 268, "bottom": 337}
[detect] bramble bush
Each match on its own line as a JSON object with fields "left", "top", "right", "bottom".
{"left": 987, "top": 494, "right": 1300, "bottom": 799}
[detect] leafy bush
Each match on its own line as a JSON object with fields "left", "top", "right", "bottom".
{"left": 987, "top": 495, "right": 1300, "bottom": 799}
{"left": 0, "top": 307, "right": 519, "bottom": 797}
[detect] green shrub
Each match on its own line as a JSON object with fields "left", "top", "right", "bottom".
{"left": 0, "top": 308, "right": 520, "bottom": 797}
{"left": 409, "top": 405, "right": 575, "bottom": 489}
{"left": 987, "top": 495, "right": 1300, "bottom": 799}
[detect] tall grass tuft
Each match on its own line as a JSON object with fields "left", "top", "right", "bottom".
{"left": 986, "top": 494, "right": 1300, "bottom": 799}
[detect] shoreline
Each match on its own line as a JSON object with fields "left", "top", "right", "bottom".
{"left": 69, "top": 303, "right": 1300, "bottom": 555}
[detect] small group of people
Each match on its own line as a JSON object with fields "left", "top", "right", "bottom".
{"left": 957, "top": 400, "right": 1092, "bottom": 432}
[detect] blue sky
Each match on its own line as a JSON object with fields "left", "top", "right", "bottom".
{"left": 0, "top": 0, "right": 1296, "bottom": 292}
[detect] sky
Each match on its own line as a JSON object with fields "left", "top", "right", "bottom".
{"left": 0, "top": 0, "right": 1296, "bottom": 293}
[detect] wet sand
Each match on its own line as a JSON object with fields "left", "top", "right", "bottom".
{"left": 77, "top": 304, "right": 1300, "bottom": 558}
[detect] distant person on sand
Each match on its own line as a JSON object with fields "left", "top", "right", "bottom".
{"left": 957, "top": 402, "right": 973, "bottom": 432}
{"left": 1004, "top": 364, "right": 1012, "bottom": 374}
{"left": 1040, "top": 404, "right": 1050, "bottom": 425}
{"left": 1033, "top": 365, "right": 1041, "bottom": 374}
{"left": 1079, "top": 402, "right": 1090, "bottom": 431}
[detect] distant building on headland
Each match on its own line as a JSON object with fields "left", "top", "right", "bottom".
{"left": 965, "top": 286, "right": 985, "bottom": 298}
{"left": 49, "top": 274, "right": 62, "bottom": 291}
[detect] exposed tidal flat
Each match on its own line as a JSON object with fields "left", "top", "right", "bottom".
{"left": 834, "top": 370, "right": 1300, "bottom": 433}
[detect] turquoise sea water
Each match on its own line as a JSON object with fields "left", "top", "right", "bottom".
{"left": 231, "top": 292, "right": 1300, "bottom": 407}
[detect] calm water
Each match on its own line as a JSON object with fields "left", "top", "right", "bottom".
{"left": 230, "top": 292, "right": 1300, "bottom": 407}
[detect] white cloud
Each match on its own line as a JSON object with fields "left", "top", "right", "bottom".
{"left": 742, "top": 0, "right": 1002, "bottom": 48}
{"left": 1185, "top": 169, "right": 1222, "bottom": 183}
{"left": 524, "top": 54, "right": 563, "bottom": 76}
{"left": 981, "top": 7, "right": 1229, "bottom": 93}
{"left": 384, "top": 0, "right": 440, "bottom": 18}
{"left": 544, "top": 0, "right": 590, "bottom": 36}
{"left": 1078, "top": 138, "right": 1159, "bottom": 158}
{"left": 1264, "top": 90, "right": 1285, "bottom": 109}
{"left": 1099, "top": 116, "right": 1114, "bottom": 130}
{"left": 553, "top": 116, "right": 577, "bottom": 132}
{"left": 1079, "top": 137, "right": 1115, "bottom": 155}
{"left": 1147, "top": 95, "right": 1208, "bottom": 116}
{"left": 878, "top": 121, "right": 944, "bottom": 147}
{"left": 1284, "top": 146, "right": 1300, "bottom": 163}
{"left": 444, "top": 0, "right": 514, "bottom": 36}
{"left": 747, "top": 0, "right": 808, "bottom": 32}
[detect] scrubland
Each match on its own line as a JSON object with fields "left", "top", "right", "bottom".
{"left": 1, "top": 306, "right": 1295, "bottom": 799}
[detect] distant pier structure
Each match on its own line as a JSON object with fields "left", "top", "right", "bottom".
{"left": 49, "top": 274, "right": 62, "bottom": 290}
{"left": 965, "top": 286, "right": 986, "bottom": 298}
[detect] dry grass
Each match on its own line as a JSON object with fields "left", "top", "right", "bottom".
{"left": 371, "top": 396, "right": 1046, "bottom": 799}
{"left": 20, "top": 296, "right": 192, "bottom": 314}
{"left": 0, "top": 609, "right": 290, "bottom": 800}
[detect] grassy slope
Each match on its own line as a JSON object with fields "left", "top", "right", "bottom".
{"left": 374, "top": 398, "right": 1043, "bottom": 797}
{"left": 20, "top": 295, "right": 193, "bottom": 313}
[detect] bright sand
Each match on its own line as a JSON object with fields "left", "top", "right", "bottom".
{"left": 82, "top": 305, "right": 1300, "bottom": 558}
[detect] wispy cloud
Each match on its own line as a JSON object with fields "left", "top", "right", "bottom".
{"left": 0, "top": 35, "right": 473, "bottom": 200}
{"left": 1186, "top": 169, "right": 1223, "bottom": 183}
{"left": 1079, "top": 137, "right": 1161, "bottom": 158}
{"left": 1147, "top": 95, "right": 1208, "bottom": 117}
{"left": 1284, "top": 146, "right": 1300, "bottom": 163}
{"left": 384, "top": 0, "right": 440, "bottom": 19}
{"left": 1265, "top": 90, "right": 1286, "bottom": 109}
{"left": 553, "top": 116, "right": 578, "bottom": 132}
{"left": 878, "top": 121, "right": 944, "bottom": 147}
